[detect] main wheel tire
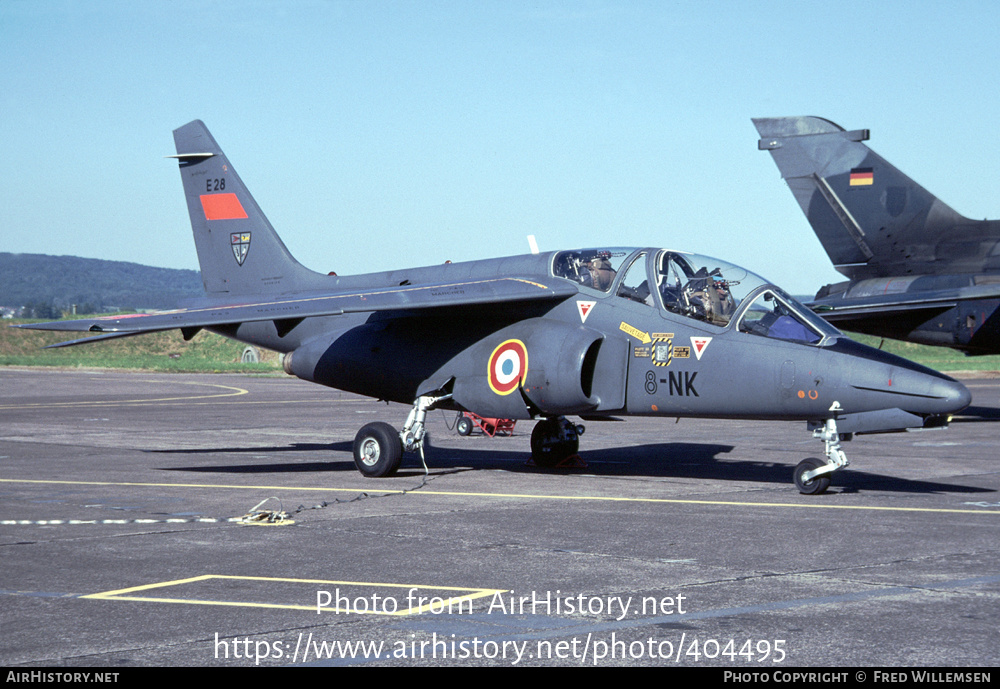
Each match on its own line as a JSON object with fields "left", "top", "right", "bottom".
{"left": 794, "top": 457, "right": 831, "bottom": 495}
{"left": 530, "top": 418, "right": 579, "bottom": 468}
{"left": 353, "top": 422, "right": 403, "bottom": 477}
{"left": 456, "top": 416, "right": 473, "bottom": 436}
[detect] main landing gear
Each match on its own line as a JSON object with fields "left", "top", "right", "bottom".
{"left": 353, "top": 421, "right": 403, "bottom": 478}
{"left": 351, "top": 400, "right": 587, "bottom": 476}
{"left": 352, "top": 394, "right": 449, "bottom": 477}
{"left": 530, "top": 416, "right": 585, "bottom": 468}
{"left": 354, "top": 400, "right": 849, "bottom": 495}
{"left": 794, "top": 416, "right": 850, "bottom": 495}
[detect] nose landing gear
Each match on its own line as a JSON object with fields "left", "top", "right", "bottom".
{"left": 793, "top": 457, "right": 831, "bottom": 495}
{"left": 795, "top": 414, "right": 850, "bottom": 495}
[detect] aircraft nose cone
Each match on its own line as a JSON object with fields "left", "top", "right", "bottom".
{"left": 882, "top": 363, "right": 971, "bottom": 416}
{"left": 861, "top": 360, "right": 971, "bottom": 417}
{"left": 828, "top": 338, "right": 971, "bottom": 416}
{"left": 934, "top": 376, "right": 972, "bottom": 415}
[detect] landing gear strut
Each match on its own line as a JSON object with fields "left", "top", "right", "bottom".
{"left": 794, "top": 415, "right": 850, "bottom": 495}
{"left": 530, "top": 416, "right": 585, "bottom": 467}
{"left": 351, "top": 394, "right": 450, "bottom": 477}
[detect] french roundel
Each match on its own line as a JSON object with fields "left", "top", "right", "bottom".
{"left": 487, "top": 339, "right": 528, "bottom": 395}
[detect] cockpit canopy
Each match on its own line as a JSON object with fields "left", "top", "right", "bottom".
{"left": 551, "top": 248, "right": 634, "bottom": 293}
{"left": 552, "top": 248, "right": 840, "bottom": 345}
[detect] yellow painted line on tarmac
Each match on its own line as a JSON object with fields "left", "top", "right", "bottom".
{"left": 83, "top": 574, "right": 505, "bottom": 614}
{"left": 0, "top": 379, "right": 249, "bottom": 410}
{"left": 0, "top": 376, "right": 375, "bottom": 410}
{"left": 2, "top": 477, "right": 999, "bottom": 516}
{"left": 1, "top": 397, "right": 370, "bottom": 410}
{"left": 0, "top": 478, "right": 391, "bottom": 494}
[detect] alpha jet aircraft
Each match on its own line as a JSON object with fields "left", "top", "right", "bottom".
{"left": 755, "top": 116, "right": 1000, "bottom": 355}
{"left": 16, "top": 121, "right": 971, "bottom": 494}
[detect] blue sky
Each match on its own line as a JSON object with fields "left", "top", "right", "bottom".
{"left": 2, "top": 0, "right": 998, "bottom": 295}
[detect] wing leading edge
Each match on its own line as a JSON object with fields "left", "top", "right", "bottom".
{"left": 809, "top": 279, "right": 1000, "bottom": 320}
{"left": 14, "top": 275, "right": 578, "bottom": 348}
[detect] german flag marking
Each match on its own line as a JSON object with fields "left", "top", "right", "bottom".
{"left": 849, "top": 168, "right": 874, "bottom": 186}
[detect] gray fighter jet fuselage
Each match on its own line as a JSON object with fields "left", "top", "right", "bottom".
{"left": 755, "top": 116, "right": 1000, "bottom": 355}
{"left": 15, "top": 121, "right": 971, "bottom": 494}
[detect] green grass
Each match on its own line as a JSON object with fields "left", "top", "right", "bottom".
{"left": 844, "top": 332, "right": 1000, "bottom": 372}
{"left": 4, "top": 318, "right": 999, "bottom": 373}
{"left": 1, "top": 318, "right": 281, "bottom": 372}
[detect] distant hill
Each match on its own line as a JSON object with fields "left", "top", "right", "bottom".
{"left": 0, "top": 253, "right": 203, "bottom": 314}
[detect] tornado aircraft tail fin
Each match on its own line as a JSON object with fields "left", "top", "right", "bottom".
{"left": 753, "top": 116, "right": 982, "bottom": 280}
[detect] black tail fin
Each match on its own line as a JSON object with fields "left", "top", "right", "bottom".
{"left": 753, "top": 116, "right": 979, "bottom": 280}
{"left": 171, "top": 120, "right": 327, "bottom": 295}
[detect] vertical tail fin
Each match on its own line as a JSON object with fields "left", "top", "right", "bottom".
{"left": 171, "top": 120, "right": 326, "bottom": 295}
{"left": 753, "top": 116, "right": 972, "bottom": 280}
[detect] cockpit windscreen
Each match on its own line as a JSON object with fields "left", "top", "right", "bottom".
{"left": 657, "top": 251, "right": 767, "bottom": 326}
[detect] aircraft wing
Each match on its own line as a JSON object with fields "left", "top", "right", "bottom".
{"left": 13, "top": 276, "right": 578, "bottom": 348}
{"left": 809, "top": 282, "right": 1000, "bottom": 321}
{"left": 809, "top": 298, "right": 957, "bottom": 321}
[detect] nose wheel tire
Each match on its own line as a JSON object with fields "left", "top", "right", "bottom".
{"left": 794, "top": 457, "right": 831, "bottom": 495}
{"left": 353, "top": 422, "right": 403, "bottom": 477}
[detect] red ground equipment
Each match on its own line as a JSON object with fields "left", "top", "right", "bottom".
{"left": 455, "top": 412, "right": 516, "bottom": 437}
